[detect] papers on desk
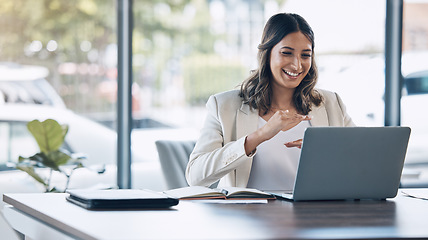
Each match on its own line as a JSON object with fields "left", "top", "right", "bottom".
{"left": 401, "top": 189, "right": 428, "bottom": 200}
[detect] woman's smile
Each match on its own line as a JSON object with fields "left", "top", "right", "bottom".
{"left": 283, "top": 69, "right": 301, "bottom": 78}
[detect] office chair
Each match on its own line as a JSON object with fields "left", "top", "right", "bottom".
{"left": 155, "top": 140, "right": 196, "bottom": 190}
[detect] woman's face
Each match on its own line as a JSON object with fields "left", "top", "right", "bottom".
{"left": 269, "top": 31, "right": 312, "bottom": 91}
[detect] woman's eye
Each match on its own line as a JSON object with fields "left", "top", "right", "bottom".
{"left": 302, "top": 54, "right": 312, "bottom": 58}
{"left": 281, "top": 52, "right": 292, "bottom": 56}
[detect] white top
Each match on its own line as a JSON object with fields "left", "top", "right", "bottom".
{"left": 246, "top": 117, "right": 310, "bottom": 191}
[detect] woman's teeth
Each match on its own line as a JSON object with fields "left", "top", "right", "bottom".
{"left": 284, "top": 70, "right": 299, "bottom": 77}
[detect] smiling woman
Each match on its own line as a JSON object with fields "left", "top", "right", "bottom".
{"left": 240, "top": 13, "right": 321, "bottom": 117}
{"left": 185, "top": 12, "right": 355, "bottom": 190}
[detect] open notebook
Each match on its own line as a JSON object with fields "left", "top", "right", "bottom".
{"left": 163, "top": 186, "right": 274, "bottom": 200}
{"left": 269, "top": 127, "right": 411, "bottom": 201}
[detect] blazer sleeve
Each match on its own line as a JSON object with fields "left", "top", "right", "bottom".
{"left": 185, "top": 94, "right": 252, "bottom": 187}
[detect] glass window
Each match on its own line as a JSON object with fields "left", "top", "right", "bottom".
{"left": 0, "top": 1, "right": 118, "bottom": 174}
{"left": 0, "top": 121, "right": 39, "bottom": 170}
{"left": 132, "top": 0, "right": 263, "bottom": 129}
{"left": 402, "top": 0, "right": 428, "bottom": 165}
{"left": 0, "top": 0, "right": 166, "bottom": 192}
{"left": 405, "top": 72, "right": 428, "bottom": 95}
{"left": 0, "top": 122, "right": 10, "bottom": 165}
{"left": 0, "top": 0, "right": 116, "bottom": 116}
{"left": 0, "top": 0, "right": 117, "bottom": 123}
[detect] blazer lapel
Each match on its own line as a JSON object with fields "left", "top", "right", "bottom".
{"left": 235, "top": 102, "right": 258, "bottom": 187}
{"left": 236, "top": 102, "right": 259, "bottom": 138}
{"left": 309, "top": 103, "right": 329, "bottom": 126}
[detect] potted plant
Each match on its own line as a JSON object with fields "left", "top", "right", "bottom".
{"left": 16, "top": 119, "right": 87, "bottom": 193}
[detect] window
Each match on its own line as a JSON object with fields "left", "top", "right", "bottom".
{"left": 405, "top": 71, "right": 428, "bottom": 95}
{"left": 401, "top": 0, "right": 428, "bottom": 165}
{"left": 0, "top": 121, "right": 39, "bottom": 170}
{"left": 131, "top": 0, "right": 265, "bottom": 129}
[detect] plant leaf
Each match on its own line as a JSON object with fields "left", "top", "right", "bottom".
{"left": 16, "top": 165, "right": 48, "bottom": 186}
{"left": 26, "top": 152, "right": 61, "bottom": 171}
{"left": 28, "top": 151, "right": 73, "bottom": 172}
{"left": 27, "top": 119, "right": 68, "bottom": 154}
{"left": 48, "top": 150, "right": 72, "bottom": 167}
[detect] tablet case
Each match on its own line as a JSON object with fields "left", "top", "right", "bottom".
{"left": 66, "top": 189, "right": 179, "bottom": 210}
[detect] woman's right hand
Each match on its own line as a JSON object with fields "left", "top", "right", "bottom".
{"left": 244, "top": 110, "right": 311, "bottom": 155}
{"left": 262, "top": 110, "right": 311, "bottom": 140}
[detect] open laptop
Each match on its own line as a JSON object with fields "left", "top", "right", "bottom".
{"left": 269, "top": 127, "right": 411, "bottom": 201}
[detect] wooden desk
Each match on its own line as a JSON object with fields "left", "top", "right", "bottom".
{"left": 2, "top": 190, "right": 428, "bottom": 240}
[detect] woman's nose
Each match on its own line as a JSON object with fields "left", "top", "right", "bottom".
{"left": 290, "top": 56, "right": 301, "bottom": 70}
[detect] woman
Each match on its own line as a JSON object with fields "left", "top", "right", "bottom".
{"left": 185, "top": 13, "right": 355, "bottom": 190}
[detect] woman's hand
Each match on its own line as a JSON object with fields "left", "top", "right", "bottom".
{"left": 245, "top": 110, "right": 310, "bottom": 155}
{"left": 262, "top": 110, "right": 311, "bottom": 139}
{"left": 285, "top": 139, "right": 303, "bottom": 149}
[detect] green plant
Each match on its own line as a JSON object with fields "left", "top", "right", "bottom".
{"left": 16, "top": 119, "right": 86, "bottom": 193}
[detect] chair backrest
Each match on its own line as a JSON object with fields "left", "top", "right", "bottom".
{"left": 155, "top": 140, "right": 196, "bottom": 190}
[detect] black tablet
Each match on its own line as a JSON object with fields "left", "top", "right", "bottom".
{"left": 66, "top": 189, "right": 179, "bottom": 210}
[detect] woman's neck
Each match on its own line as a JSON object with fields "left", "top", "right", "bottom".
{"left": 270, "top": 88, "right": 295, "bottom": 110}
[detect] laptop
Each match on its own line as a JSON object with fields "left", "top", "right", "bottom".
{"left": 270, "top": 127, "right": 411, "bottom": 201}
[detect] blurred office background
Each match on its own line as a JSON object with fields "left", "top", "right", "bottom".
{"left": 1, "top": 0, "right": 428, "bottom": 238}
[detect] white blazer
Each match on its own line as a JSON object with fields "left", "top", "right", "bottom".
{"left": 185, "top": 89, "right": 355, "bottom": 188}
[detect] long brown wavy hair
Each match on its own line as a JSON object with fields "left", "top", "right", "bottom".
{"left": 239, "top": 13, "right": 323, "bottom": 115}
